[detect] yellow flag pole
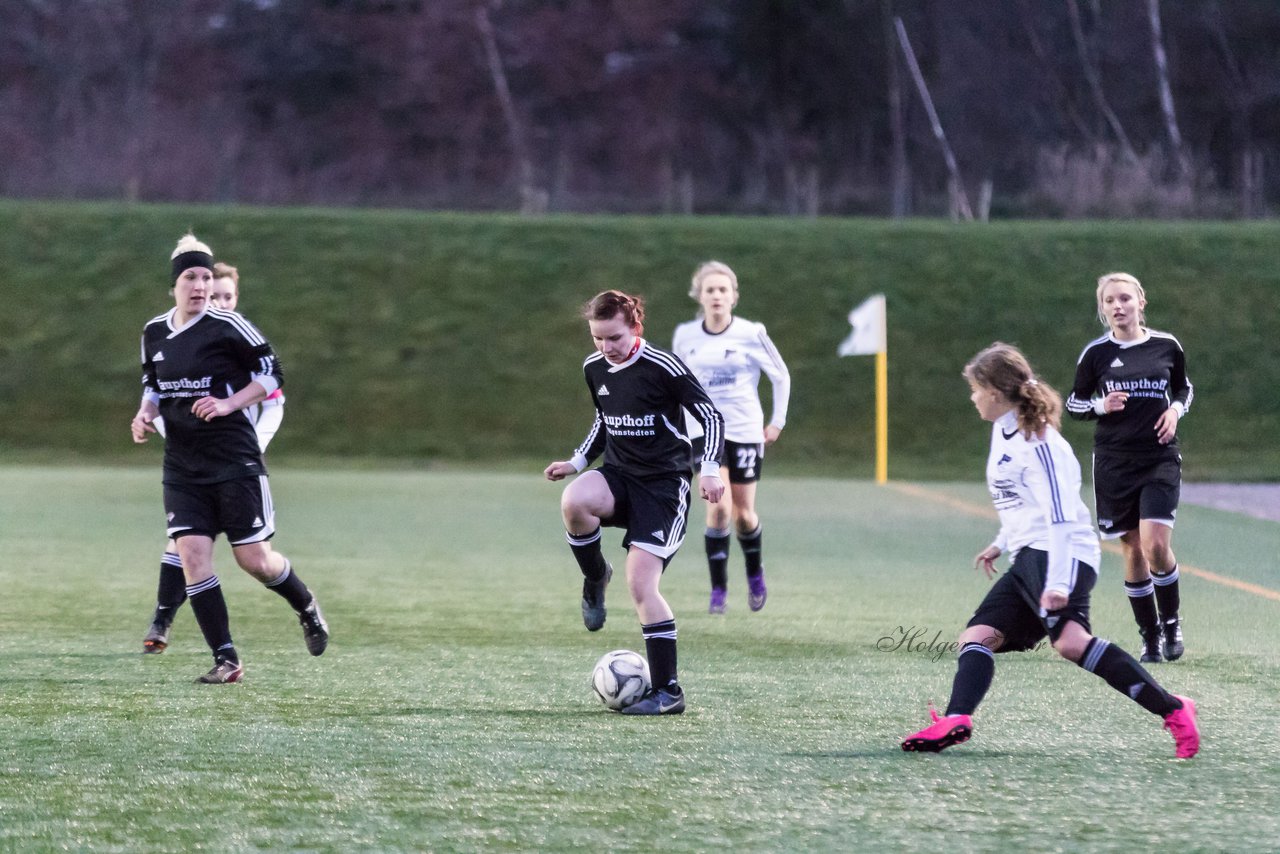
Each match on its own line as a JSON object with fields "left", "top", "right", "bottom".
{"left": 875, "top": 349, "right": 888, "bottom": 484}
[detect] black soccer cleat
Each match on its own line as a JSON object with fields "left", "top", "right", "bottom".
{"left": 1162, "top": 618, "right": 1184, "bottom": 661}
{"left": 581, "top": 563, "right": 612, "bottom": 632}
{"left": 197, "top": 659, "right": 244, "bottom": 684}
{"left": 620, "top": 684, "right": 686, "bottom": 716}
{"left": 298, "top": 596, "right": 330, "bottom": 656}
{"left": 1139, "top": 629, "right": 1164, "bottom": 664}
{"left": 142, "top": 621, "right": 171, "bottom": 654}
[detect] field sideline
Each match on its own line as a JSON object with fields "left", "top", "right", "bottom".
{"left": 1, "top": 465, "right": 1277, "bottom": 851}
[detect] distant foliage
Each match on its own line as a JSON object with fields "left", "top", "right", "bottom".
{"left": 1, "top": 0, "right": 1278, "bottom": 217}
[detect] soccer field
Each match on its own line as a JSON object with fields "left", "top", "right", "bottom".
{"left": 1, "top": 465, "right": 1277, "bottom": 851}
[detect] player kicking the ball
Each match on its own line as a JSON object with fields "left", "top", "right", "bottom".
{"left": 900, "top": 343, "right": 1198, "bottom": 758}
{"left": 545, "top": 290, "right": 725, "bottom": 715}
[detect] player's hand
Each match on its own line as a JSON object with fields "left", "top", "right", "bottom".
{"left": 764, "top": 425, "right": 782, "bottom": 446}
{"left": 1041, "top": 589, "right": 1068, "bottom": 611}
{"left": 130, "top": 412, "right": 157, "bottom": 443}
{"left": 1154, "top": 407, "right": 1180, "bottom": 444}
{"left": 544, "top": 461, "right": 577, "bottom": 481}
{"left": 700, "top": 473, "right": 725, "bottom": 503}
{"left": 191, "top": 396, "right": 233, "bottom": 422}
{"left": 1102, "top": 391, "right": 1129, "bottom": 414}
{"left": 973, "top": 546, "right": 1001, "bottom": 579}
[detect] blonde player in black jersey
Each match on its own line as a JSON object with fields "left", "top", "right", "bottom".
{"left": 142, "top": 262, "right": 287, "bottom": 654}
{"left": 546, "top": 290, "right": 725, "bottom": 715}
{"left": 900, "top": 343, "right": 1198, "bottom": 758}
{"left": 1067, "top": 273, "right": 1193, "bottom": 664}
{"left": 131, "top": 234, "right": 327, "bottom": 684}
{"left": 672, "top": 261, "right": 791, "bottom": 614}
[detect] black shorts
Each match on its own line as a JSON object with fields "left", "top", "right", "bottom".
{"left": 690, "top": 437, "right": 763, "bottom": 485}
{"left": 724, "top": 440, "right": 764, "bottom": 484}
{"left": 164, "top": 476, "right": 276, "bottom": 545}
{"left": 598, "top": 465, "right": 692, "bottom": 561}
{"left": 1092, "top": 451, "right": 1181, "bottom": 538}
{"left": 967, "top": 548, "right": 1096, "bottom": 652}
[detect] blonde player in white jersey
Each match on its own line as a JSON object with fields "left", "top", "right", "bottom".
{"left": 672, "top": 261, "right": 790, "bottom": 614}
{"left": 900, "top": 343, "right": 1198, "bottom": 758}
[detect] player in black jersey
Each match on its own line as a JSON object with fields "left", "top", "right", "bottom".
{"left": 1067, "top": 273, "right": 1193, "bottom": 664}
{"left": 131, "top": 234, "right": 328, "bottom": 684}
{"left": 141, "top": 261, "right": 287, "bottom": 654}
{"left": 545, "top": 290, "right": 725, "bottom": 715}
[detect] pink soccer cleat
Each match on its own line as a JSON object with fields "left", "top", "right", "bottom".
{"left": 1163, "top": 694, "right": 1199, "bottom": 759}
{"left": 901, "top": 703, "right": 972, "bottom": 753}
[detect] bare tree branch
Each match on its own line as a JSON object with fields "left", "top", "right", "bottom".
{"left": 1147, "top": 0, "right": 1189, "bottom": 176}
{"left": 893, "top": 16, "right": 972, "bottom": 221}
{"left": 1066, "top": 0, "right": 1137, "bottom": 161}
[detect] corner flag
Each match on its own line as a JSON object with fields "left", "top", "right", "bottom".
{"left": 838, "top": 294, "right": 888, "bottom": 484}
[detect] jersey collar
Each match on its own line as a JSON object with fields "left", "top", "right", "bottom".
{"left": 165, "top": 306, "right": 209, "bottom": 338}
{"left": 607, "top": 337, "right": 646, "bottom": 372}
{"left": 1108, "top": 329, "right": 1151, "bottom": 348}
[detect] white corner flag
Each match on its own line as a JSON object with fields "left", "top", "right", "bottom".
{"left": 838, "top": 294, "right": 886, "bottom": 356}
{"left": 838, "top": 294, "right": 889, "bottom": 484}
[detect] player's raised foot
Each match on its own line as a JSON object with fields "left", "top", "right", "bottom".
{"left": 142, "top": 621, "right": 171, "bottom": 654}
{"left": 1139, "top": 630, "right": 1164, "bottom": 664}
{"left": 620, "top": 684, "right": 685, "bottom": 716}
{"left": 1163, "top": 694, "right": 1199, "bottom": 759}
{"left": 1162, "top": 618, "right": 1185, "bottom": 662}
{"left": 901, "top": 705, "right": 972, "bottom": 753}
{"left": 581, "top": 563, "right": 612, "bottom": 632}
{"left": 298, "top": 596, "right": 330, "bottom": 656}
{"left": 196, "top": 658, "right": 244, "bottom": 684}
{"left": 747, "top": 572, "right": 767, "bottom": 612}
{"left": 708, "top": 587, "right": 727, "bottom": 615}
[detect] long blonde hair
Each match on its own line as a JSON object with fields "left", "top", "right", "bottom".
{"left": 963, "top": 342, "right": 1062, "bottom": 439}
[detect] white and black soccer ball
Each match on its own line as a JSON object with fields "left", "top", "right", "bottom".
{"left": 591, "top": 649, "right": 651, "bottom": 711}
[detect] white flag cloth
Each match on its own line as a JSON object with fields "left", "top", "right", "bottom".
{"left": 838, "top": 294, "right": 886, "bottom": 356}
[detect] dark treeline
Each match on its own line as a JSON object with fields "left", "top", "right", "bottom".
{"left": 3, "top": 0, "right": 1279, "bottom": 218}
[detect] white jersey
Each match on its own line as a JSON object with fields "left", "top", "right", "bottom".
{"left": 986, "top": 410, "right": 1101, "bottom": 595}
{"left": 671, "top": 316, "right": 790, "bottom": 444}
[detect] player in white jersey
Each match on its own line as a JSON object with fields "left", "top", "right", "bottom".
{"left": 672, "top": 261, "right": 790, "bottom": 614}
{"left": 142, "top": 262, "right": 287, "bottom": 654}
{"left": 1066, "top": 273, "right": 1192, "bottom": 664}
{"left": 901, "top": 343, "right": 1198, "bottom": 758}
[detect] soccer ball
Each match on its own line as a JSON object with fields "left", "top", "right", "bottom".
{"left": 591, "top": 649, "right": 651, "bottom": 711}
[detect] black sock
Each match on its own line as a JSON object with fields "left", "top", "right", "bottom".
{"left": 1152, "top": 565, "right": 1181, "bottom": 623}
{"left": 264, "top": 559, "right": 313, "bottom": 612}
{"left": 187, "top": 575, "right": 237, "bottom": 662}
{"left": 705, "top": 527, "right": 730, "bottom": 590}
{"left": 1124, "top": 579, "right": 1160, "bottom": 637}
{"left": 1079, "top": 637, "right": 1180, "bottom": 716}
{"left": 642, "top": 619, "right": 678, "bottom": 691}
{"left": 567, "top": 527, "right": 608, "bottom": 582}
{"left": 154, "top": 551, "right": 187, "bottom": 624}
{"left": 738, "top": 525, "right": 763, "bottom": 579}
{"left": 945, "top": 642, "right": 995, "bottom": 716}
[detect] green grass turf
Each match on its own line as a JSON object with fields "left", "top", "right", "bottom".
{"left": 1, "top": 465, "right": 1277, "bottom": 850}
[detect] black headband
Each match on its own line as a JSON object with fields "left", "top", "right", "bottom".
{"left": 171, "top": 251, "right": 214, "bottom": 282}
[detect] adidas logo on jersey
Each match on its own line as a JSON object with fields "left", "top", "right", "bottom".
{"left": 597, "top": 384, "right": 610, "bottom": 395}
{"left": 153, "top": 351, "right": 165, "bottom": 361}
{"left": 1110, "top": 357, "right": 1124, "bottom": 367}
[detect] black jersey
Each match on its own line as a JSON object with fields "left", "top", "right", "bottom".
{"left": 1066, "top": 330, "right": 1192, "bottom": 456}
{"left": 570, "top": 340, "right": 724, "bottom": 479}
{"left": 140, "top": 307, "right": 283, "bottom": 485}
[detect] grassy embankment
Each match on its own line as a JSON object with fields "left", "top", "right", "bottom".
{"left": 2, "top": 201, "right": 1276, "bottom": 479}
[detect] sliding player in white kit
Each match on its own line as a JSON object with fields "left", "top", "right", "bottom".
{"left": 672, "top": 261, "right": 790, "bottom": 614}
{"left": 900, "top": 343, "right": 1198, "bottom": 758}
